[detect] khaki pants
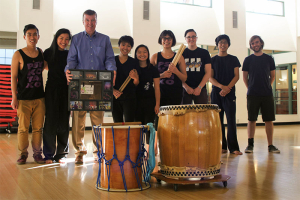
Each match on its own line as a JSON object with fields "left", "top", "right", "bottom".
{"left": 17, "top": 98, "right": 45, "bottom": 157}
{"left": 72, "top": 111, "right": 104, "bottom": 156}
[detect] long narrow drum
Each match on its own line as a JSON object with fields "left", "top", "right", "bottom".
{"left": 93, "top": 123, "right": 150, "bottom": 191}
{"left": 157, "top": 104, "right": 222, "bottom": 178}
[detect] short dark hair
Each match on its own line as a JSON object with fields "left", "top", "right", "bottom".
{"left": 23, "top": 24, "right": 39, "bottom": 36}
{"left": 215, "top": 34, "right": 231, "bottom": 47}
{"left": 82, "top": 9, "right": 97, "bottom": 20}
{"left": 134, "top": 44, "right": 151, "bottom": 68}
{"left": 249, "top": 35, "right": 264, "bottom": 49}
{"left": 184, "top": 29, "right": 197, "bottom": 37}
{"left": 118, "top": 35, "right": 134, "bottom": 47}
{"left": 158, "top": 30, "right": 176, "bottom": 47}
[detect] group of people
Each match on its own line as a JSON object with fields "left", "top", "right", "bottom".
{"left": 11, "top": 9, "right": 280, "bottom": 165}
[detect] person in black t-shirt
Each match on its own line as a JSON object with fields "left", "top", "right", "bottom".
{"left": 134, "top": 44, "right": 160, "bottom": 144}
{"left": 182, "top": 29, "right": 211, "bottom": 104}
{"left": 43, "top": 29, "right": 72, "bottom": 164}
{"left": 242, "top": 35, "right": 280, "bottom": 153}
{"left": 210, "top": 34, "right": 242, "bottom": 155}
{"left": 113, "top": 35, "right": 139, "bottom": 122}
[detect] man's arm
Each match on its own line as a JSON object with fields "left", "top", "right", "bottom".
{"left": 193, "top": 63, "right": 211, "bottom": 96}
{"left": 243, "top": 71, "right": 249, "bottom": 89}
{"left": 228, "top": 67, "right": 240, "bottom": 89}
{"left": 11, "top": 51, "right": 20, "bottom": 109}
{"left": 65, "top": 37, "right": 78, "bottom": 72}
{"left": 104, "top": 37, "right": 117, "bottom": 71}
{"left": 270, "top": 70, "right": 275, "bottom": 85}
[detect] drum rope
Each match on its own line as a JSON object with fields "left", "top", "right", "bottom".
{"left": 93, "top": 125, "right": 151, "bottom": 191}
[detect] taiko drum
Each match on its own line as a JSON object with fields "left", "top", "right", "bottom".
{"left": 157, "top": 104, "right": 222, "bottom": 178}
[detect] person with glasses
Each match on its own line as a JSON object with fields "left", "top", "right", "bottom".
{"left": 209, "top": 34, "right": 242, "bottom": 155}
{"left": 182, "top": 29, "right": 211, "bottom": 104}
{"left": 150, "top": 30, "right": 187, "bottom": 128}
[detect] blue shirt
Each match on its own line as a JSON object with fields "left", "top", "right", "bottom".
{"left": 65, "top": 31, "right": 116, "bottom": 71}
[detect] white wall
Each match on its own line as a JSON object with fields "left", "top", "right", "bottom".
{"left": 0, "top": 0, "right": 18, "bottom": 32}
{"left": 273, "top": 52, "right": 297, "bottom": 65}
{"left": 53, "top": 0, "right": 132, "bottom": 40}
{"left": 160, "top": 2, "right": 220, "bottom": 46}
{"left": 246, "top": 13, "right": 296, "bottom": 51}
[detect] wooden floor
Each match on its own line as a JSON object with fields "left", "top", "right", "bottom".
{"left": 1, "top": 125, "right": 300, "bottom": 199}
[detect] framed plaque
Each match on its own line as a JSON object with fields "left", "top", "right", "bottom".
{"left": 68, "top": 70, "right": 114, "bottom": 111}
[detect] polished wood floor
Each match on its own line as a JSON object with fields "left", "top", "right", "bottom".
{"left": 1, "top": 125, "right": 300, "bottom": 199}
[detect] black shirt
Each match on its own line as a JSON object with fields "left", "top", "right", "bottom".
{"left": 156, "top": 52, "right": 183, "bottom": 99}
{"left": 182, "top": 47, "right": 211, "bottom": 88}
{"left": 136, "top": 64, "right": 160, "bottom": 99}
{"left": 44, "top": 49, "right": 68, "bottom": 87}
{"left": 242, "top": 53, "right": 275, "bottom": 96}
{"left": 114, "top": 56, "right": 140, "bottom": 100}
{"left": 17, "top": 48, "right": 45, "bottom": 100}
{"left": 211, "top": 54, "right": 241, "bottom": 96}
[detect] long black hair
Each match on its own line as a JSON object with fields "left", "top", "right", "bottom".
{"left": 134, "top": 44, "right": 151, "bottom": 68}
{"left": 48, "top": 28, "right": 72, "bottom": 65}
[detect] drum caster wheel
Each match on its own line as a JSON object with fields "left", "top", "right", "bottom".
{"left": 223, "top": 181, "right": 227, "bottom": 187}
{"left": 173, "top": 184, "right": 178, "bottom": 191}
{"left": 156, "top": 178, "right": 161, "bottom": 184}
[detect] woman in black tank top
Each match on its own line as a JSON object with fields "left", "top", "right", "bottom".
{"left": 43, "top": 29, "right": 72, "bottom": 164}
{"left": 150, "top": 30, "right": 187, "bottom": 130}
{"left": 150, "top": 30, "right": 187, "bottom": 106}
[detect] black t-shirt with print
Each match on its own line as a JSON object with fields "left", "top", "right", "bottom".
{"left": 182, "top": 47, "right": 211, "bottom": 88}
{"left": 136, "top": 64, "right": 160, "bottom": 99}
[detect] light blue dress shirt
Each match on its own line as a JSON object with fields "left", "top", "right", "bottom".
{"left": 65, "top": 31, "right": 116, "bottom": 71}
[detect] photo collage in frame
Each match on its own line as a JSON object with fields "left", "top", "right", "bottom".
{"left": 68, "top": 70, "right": 114, "bottom": 111}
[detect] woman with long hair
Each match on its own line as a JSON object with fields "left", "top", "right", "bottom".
{"left": 43, "top": 28, "right": 72, "bottom": 163}
{"left": 134, "top": 44, "right": 160, "bottom": 143}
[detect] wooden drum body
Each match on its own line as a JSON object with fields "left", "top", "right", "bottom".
{"left": 157, "top": 104, "right": 222, "bottom": 178}
{"left": 93, "top": 123, "right": 150, "bottom": 191}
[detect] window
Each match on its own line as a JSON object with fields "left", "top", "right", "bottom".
{"left": 246, "top": 0, "right": 284, "bottom": 16}
{"left": 274, "top": 64, "right": 297, "bottom": 114}
{"left": 162, "top": 0, "right": 212, "bottom": 8}
{"left": 0, "top": 49, "right": 16, "bottom": 65}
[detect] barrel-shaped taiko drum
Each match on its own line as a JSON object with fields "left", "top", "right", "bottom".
{"left": 157, "top": 104, "right": 222, "bottom": 178}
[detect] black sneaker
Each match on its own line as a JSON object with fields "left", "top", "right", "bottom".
{"left": 268, "top": 145, "right": 280, "bottom": 153}
{"left": 245, "top": 145, "right": 254, "bottom": 153}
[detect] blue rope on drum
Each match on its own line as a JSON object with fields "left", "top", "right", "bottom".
{"left": 94, "top": 125, "right": 152, "bottom": 192}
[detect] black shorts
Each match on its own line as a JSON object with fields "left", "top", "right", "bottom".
{"left": 247, "top": 95, "right": 275, "bottom": 122}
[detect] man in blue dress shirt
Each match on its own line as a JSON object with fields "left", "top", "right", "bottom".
{"left": 65, "top": 9, "right": 117, "bottom": 164}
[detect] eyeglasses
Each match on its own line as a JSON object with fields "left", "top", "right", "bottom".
{"left": 162, "top": 37, "right": 172, "bottom": 41}
{"left": 185, "top": 36, "right": 197, "bottom": 40}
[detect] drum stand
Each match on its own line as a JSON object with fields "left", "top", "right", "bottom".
{"left": 151, "top": 171, "right": 230, "bottom": 191}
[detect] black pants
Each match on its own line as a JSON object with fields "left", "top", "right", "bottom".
{"left": 211, "top": 90, "right": 240, "bottom": 152}
{"left": 154, "top": 96, "right": 182, "bottom": 130}
{"left": 182, "top": 88, "right": 208, "bottom": 104}
{"left": 43, "top": 85, "right": 70, "bottom": 161}
{"left": 112, "top": 97, "right": 136, "bottom": 122}
{"left": 135, "top": 97, "right": 156, "bottom": 143}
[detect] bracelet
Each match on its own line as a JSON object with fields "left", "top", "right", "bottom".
{"left": 198, "top": 85, "right": 202, "bottom": 89}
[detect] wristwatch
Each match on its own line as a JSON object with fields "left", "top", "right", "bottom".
{"left": 198, "top": 85, "right": 202, "bottom": 89}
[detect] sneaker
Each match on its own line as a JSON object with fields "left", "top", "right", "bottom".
{"left": 17, "top": 155, "right": 27, "bottom": 165}
{"left": 268, "top": 145, "right": 280, "bottom": 153}
{"left": 75, "top": 155, "right": 83, "bottom": 164}
{"left": 245, "top": 145, "right": 254, "bottom": 153}
{"left": 34, "top": 155, "right": 45, "bottom": 164}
